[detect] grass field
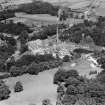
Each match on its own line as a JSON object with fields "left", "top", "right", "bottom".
{"left": 7, "top": 12, "right": 83, "bottom": 27}
{"left": 1, "top": 69, "right": 58, "bottom": 105}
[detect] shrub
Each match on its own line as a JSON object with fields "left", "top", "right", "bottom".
{"left": 39, "top": 62, "right": 50, "bottom": 72}
{"left": 42, "top": 99, "right": 52, "bottom": 105}
{"left": 97, "top": 58, "right": 105, "bottom": 69}
{"left": 0, "top": 73, "right": 10, "bottom": 79}
{"left": 26, "top": 62, "right": 40, "bottom": 75}
{"left": 89, "top": 70, "right": 97, "bottom": 75}
{"left": 0, "top": 10, "right": 15, "bottom": 21}
{"left": 14, "top": 81, "right": 23, "bottom": 92}
{"left": 65, "top": 77, "right": 80, "bottom": 87}
{"left": 18, "top": 1, "right": 59, "bottom": 16}
{"left": 54, "top": 60, "right": 63, "bottom": 67}
{"left": 54, "top": 69, "right": 79, "bottom": 84}
{"left": 66, "top": 70, "right": 79, "bottom": 78}
{"left": 84, "top": 82, "right": 105, "bottom": 98}
{"left": 53, "top": 69, "right": 67, "bottom": 84}
{"left": 97, "top": 73, "right": 105, "bottom": 83}
{"left": 77, "top": 84, "right": 85, "bottom": 94}
{"left": 49, "top": 61, "right": 57, "bottom": 68}
{"left": 0, "top": 22, "right": 31, "bottom": 35}
{"left": 55, "top": 68, "right": 105, "bottom": 105}
{"left": 0, "top": 80, "right": 11, "bottom": 100}
{"left": 63, "top": 55, "right": 70, "bottom": 62}
{"left": 0, "top": 60, "right": 5, "bottom": 72}
{"left": 15, "top": 54, "right": 55, "bottom": 67}
{"left": 73, "top": 48, "right": 93, "bottom": 54}
{"left": 30, "top": 24, "right": 57, "bottom": 40}
{"left": 48, "top": 60, "right": 62, "bottom": 68}
{"left": 59, "top": 18, "right": 105, "bottom": 46}
{"left": 10, "top": 66, "right": 24, "bottom": 77}
{"left": 20, "top": 44, "right": 28, "bottom": 54}
{"left": 8, "top": 55, "right": 61, "bottom": 77}
{"left": 62, "top": 95, "right": 77, "bottom": 105}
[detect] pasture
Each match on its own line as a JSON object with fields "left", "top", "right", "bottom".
{"left": 7, "top": 12, "right": 83, "bottom": 27}
{"left": 1, "top": 69, "right": 58, "bottom": 105}
{"left": 63, "top": 55, "right": 102, "bottom": 79}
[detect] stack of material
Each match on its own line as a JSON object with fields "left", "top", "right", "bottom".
{"left": 57, "top": 46, "right": 71, "bottom": 59}
{"left": 28, "top": 39, "right": 44, "bottom": 54}
{"left": 27, "top": 40, "right": 72, "bottom": 59}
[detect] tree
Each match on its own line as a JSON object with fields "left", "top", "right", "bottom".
{"left": 65, "top": 77, "right": 80, "bottom": 87}
{"left": 62, "top": 94, "right": 77, "bottom": 105}
{"left": 14, "top": 81, "right": 23, "bottom": 92}
{"left": 82, "top": 98, "right": 97, "bottom": 105}
{"left": 26, "top": 62, "right": 40, "bottom": 75}
{"left": 10, "top": 66, "right": 24, "bottom": 77}
{"left": 39, "top": 62, "right": 50, "bottom": 72}
{"left": 77, "top": 84, "right": 85, "bottom": 94}
{"left": 18, "top": 30, "right": 29, "bottom": 45}
{"left": 20, "top": 44, "right": 28, "bottom": 54}
{"left": 0, "top": 80, "right": 11, "bottom": 100}
{"left": 75, "top": 100, "right": 86, "bottom": 105}
{"left": 53, "top": 69, "right": 67, "bottom": 84}
{"left": 54, "top": 69, "right": 79, "bottom": 84}
{"left": 66, "top": 70, "right": 79, "bottom": 78}
{"left": 18, "top": 1, "right": 59, "bottom": 16}
{"left": 42, "top": 99, "right": 52, "bottom": 105}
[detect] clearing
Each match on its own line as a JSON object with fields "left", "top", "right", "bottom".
{"left": 63, "top": 55, "right": 102, "bottom": 78}
{"left": 7, "top": 13, "right": 83, "bottom": 26}
{"left": 0, "top": 69, "right": 58, "bottom": 105}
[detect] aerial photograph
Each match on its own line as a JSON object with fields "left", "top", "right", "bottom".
{"left": 0, "top": 0, "right": 105, "bottom": 105}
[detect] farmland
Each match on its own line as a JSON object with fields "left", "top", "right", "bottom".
{"left": 7, "top": 12, "right": 83, "bottom": 27}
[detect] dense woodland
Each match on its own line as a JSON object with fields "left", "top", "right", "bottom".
{"left": 0, "top": 80, "right": 11, "bottom": 100}
{"left": 54, "top": 68, "right": 105, "bottom": 105}
{"left": 0, "top": 22, "right": 32, "bottom": 35}
{"left": 0, "top": 10, "right": 15, "bottom": 21}
{"left": 1, "top": 16, "right": 105, "bottom": 77}
{"left": 60, "top": 17, "right": 105, "bottom": 46}
{"left": 16, "top": 1, "right": 59, "bottom": 16}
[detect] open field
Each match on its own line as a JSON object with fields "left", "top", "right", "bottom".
{"left": 63, "top": 55, "right": 102, "bottom": 78}
{"left": 7, "top": 12, "right": 83, "bottom": 26}
{"left": 1, "top": 69, "right": 58, "bottom": 105}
